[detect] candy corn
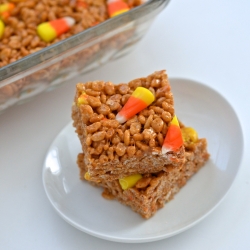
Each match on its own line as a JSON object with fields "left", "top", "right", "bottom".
{"left": 181, "top": 127, "right": 198, "bottom": 144}
{"left": 107, "top": 0, "right": 130, "bottom": 18}
{"left": 84, "top": 172, "right": 91, "bottom": 180}
{"left": 37, "top": 17, "right": 75, "bottom": 43}
{"left": 77, "top": 92, "right": 102, "bottom": 107}
{"left": 116, "top": 87, "right": 155, "bottom": 124}
{"left": 119, "top": 174, "right": 142, "bottom": 190}
{"left": 77, "top": 92, "right": 89, "bottom": 105}
{"left": 0, "top": 20, "right": 5, "bottom": 39}
{"left": 161, "top": 115, "right": 183, "bottom": 154}
{"left": 0, "top": 3, "right": 15, "bottom": 20}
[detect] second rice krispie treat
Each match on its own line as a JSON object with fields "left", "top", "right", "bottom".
{"left": 77, "top": 124, "right": 210, "bottom": 219}
{"left": 72, "top": 70, "right": 185, "bottom": 182}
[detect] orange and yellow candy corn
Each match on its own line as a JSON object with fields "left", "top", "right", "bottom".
{"left": 37, "top": 17, "right": 75, "bottom": 43}
{"left": 161, "top": 115, "right": 183, "bottom": 154}
{"left": 77, "top": 92, "right": 89, "bottom": 105}
{"left": 0, "top": 20, "right": 5, "bottom": 39}
{"left": 0, "top": 3, "right": 15, "bottom": 20}
{"left": 107, "top": 0, "right": 130, "bottom": 18}
{"left": 116, "top": 87, "right": 155, "bottom": 124}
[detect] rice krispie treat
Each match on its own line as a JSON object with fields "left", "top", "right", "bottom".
{"left": 0, "top": 0, "right": 143, "bottom": 111}
{"left": 77, "top": 124, "right": 210, "bottom": 219}
{"left": 0, "top": 0, "right": 142, "bottom": 67}
{"left": 72, "top": 70, "right": 185, "bottom": 182}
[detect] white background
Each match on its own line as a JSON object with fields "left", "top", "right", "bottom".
{"left": 1, "top": 0, "right": 250, "bottom": 249}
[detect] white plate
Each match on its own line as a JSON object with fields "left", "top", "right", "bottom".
{"left": 42, "top": 78, "right": 243, "bottom": 243}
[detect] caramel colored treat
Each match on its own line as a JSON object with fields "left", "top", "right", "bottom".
{"left": 0, "top": 0, "right": 143, "bottom": 111}
{"left": 72, "top": 70, "right": 185, "bottom": 182}
{"left": 77, "top": 128, "right": 210, "bottom": 219}
{"left": 0, "top": 0, "right": 142, "bottom": 67}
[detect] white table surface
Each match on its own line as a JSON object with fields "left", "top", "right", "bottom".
{"left": 1, "top": 0, "right": 250, "bottom": 249}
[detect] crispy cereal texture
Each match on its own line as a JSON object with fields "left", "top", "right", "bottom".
{"left": 72, "top": 70, "right": 185, "bottom": 182}
{"left": 77, "top": 135, "right": 210, "bottom": 219}
{"left": 0, "top": 0, "right": 142, "bottom": 108}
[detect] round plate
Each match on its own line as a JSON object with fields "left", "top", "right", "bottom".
{"left": 42, "top": 78, "right": 243, "bottom": 243}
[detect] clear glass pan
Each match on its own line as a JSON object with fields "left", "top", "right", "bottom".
{"left": 0, "top": 0, "right": 170, "bottom": 114}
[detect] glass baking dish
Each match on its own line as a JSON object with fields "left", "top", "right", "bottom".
{"left": 0, "top": 0, "right": 170, "bottom": 114}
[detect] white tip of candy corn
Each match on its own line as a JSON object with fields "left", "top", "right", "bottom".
{"left": 116, "top": 113, "right": 127, "bottom": 124}
{"left": 63, "top": 17, "right": 75, "bottom": 27}
{"left": 161, "top": 146, "right": 170, "bottom": 154}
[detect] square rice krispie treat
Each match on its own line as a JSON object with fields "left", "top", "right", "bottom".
{"left": 72, "top": 70, "right": 185, "bottom": 182}
{"left": 77, "top": 124, "right": 210, "bottom": 219}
